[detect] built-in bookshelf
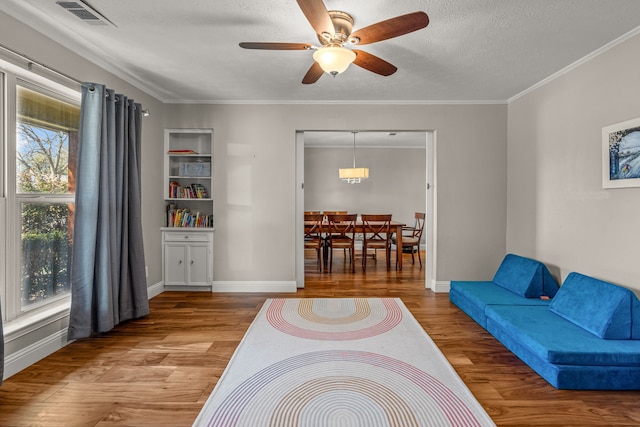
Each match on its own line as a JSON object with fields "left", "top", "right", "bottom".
{"left": 162, "top": 128, "right": 214, "bottom": 290}
{"left": 163, "top": 128, "right": 214, "bottom": 229}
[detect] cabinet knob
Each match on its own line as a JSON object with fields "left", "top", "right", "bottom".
{"left": 191, "top": 260, "right": 194, "bottom": 265}
{"left": 178, "top": 260, "right": 182, "bottom": 264}
{"left": 184, "top": 236, "right": 189, "bottom": 239}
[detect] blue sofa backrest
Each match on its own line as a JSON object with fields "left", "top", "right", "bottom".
{"left": 492, "top": 254, "right": 559, "bottom": 298}
{"left": 549, "top": 272, "right": 640, "bottom": 340}
{"left": 634, "top": 296, "right": 640, "bottom": 340}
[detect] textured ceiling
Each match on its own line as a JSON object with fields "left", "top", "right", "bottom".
{"left": 3, "top": 0, "right": 640, "bottom": 103}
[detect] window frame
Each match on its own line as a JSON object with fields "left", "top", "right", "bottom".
{"left": 0, "top": 71, "right": 5, "bottom": 325}
{"left": 1, "top": 61, "right": 81, "bottom": 327}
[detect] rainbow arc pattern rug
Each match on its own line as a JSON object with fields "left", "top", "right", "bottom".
{"left": 194, "top": 298, "right": 494, "bottom": 426}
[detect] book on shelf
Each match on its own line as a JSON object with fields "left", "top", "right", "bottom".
{"left": 166, "top": 205, "right": 213, "bottom": 228}
{"left": 191, "top": 183, "right": 208, "bottom": 198}
{"left": 167, "top": 149, "right": 198, "bottom": 154}
{"left": 168, "top": 182, "right": 209, "bottom": 199}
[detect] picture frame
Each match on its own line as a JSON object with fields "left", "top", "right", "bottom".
{"left": 602, "top": 117, "right": 640, "bottom": 188}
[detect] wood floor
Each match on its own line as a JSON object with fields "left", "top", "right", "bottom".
{"left": 1, "top": 251, "right": 639, "bottom": 426}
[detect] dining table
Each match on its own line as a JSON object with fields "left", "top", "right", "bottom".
{"left": 305, "top": 220, "right": 407, "bottom": 271}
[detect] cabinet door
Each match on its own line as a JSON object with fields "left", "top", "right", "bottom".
{"left": 188, "top": 244, "right": 210, "bottom": 285}
{"left": 164, "top": 244, "right": 187, "bottom": 285}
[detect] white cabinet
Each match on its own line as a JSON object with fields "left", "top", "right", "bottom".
{"left": 162, "top": 230, "right": 213, "bottom": 288}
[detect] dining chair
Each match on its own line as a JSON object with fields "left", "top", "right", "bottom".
{"left": 392, "top": 212, "right": 425, "bottom": 268}
{"left": 326, "top": 213, "right": 357, "bottom": 272}
{"left": 322, "top": 210, "right": 347, "bottom": 221}
{"left": 361, "top": 214, "right": 393, "bottom": 271}
{"left": 304, "top": 213, "right": 324, "bottom": 272}
{"left": 304, "top": 211, "right": 321, "bottom": 215}
{"left": 323, "top": 210, "right": 348, "bottom": 255}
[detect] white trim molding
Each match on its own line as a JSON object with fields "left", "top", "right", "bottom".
{"left": 212, "top": 281, "right": 297, "bottom": 293}
{"left": 4, "top": 329, "right": 70, "bottom": 380}
{"left": 508, "top": 25, "right": 640, "bottom": 103}
{"left": 431, "top": 280, "right": 450, "bottom": 293}
{"left": 147, "top": 280, "right": 165, "bottom": 299}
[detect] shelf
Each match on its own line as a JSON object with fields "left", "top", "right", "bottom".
{"left": 165, "top": 198, "right": 213, "bottom": 201}
{"left": 161, "top": 227, "right": 215, "bottom": 232}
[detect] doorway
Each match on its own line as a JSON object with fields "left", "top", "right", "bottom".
{"left": 295, "top": 130, "right": 436, "bottom": 290}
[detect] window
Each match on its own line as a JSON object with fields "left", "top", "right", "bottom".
{"left": 15, "top": 82, "right": 79, "bottom": 310}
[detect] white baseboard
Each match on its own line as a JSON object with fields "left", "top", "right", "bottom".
{"left": 147, "top": 280, "right": 165, "bottom": 299}
{"left": 165, "top": 285, "right": 212, "bottom": 292}
{"left": 4, "top": 329, "right": 70, "bottom": 379}
{"left": 153, "top": 280, "right": 299, "bottom": 294}
{"left": 212, "top": 281, "right": 297, "bottom": 293}
{"left": 431, "top": 280, "right": 451, "bottom": 293}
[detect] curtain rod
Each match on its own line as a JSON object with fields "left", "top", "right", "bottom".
{"left": 0, "top": 42, "right": 82, "bottom": 86}
{"left": 0, "top": 43, "right": 150, "bottom": 116}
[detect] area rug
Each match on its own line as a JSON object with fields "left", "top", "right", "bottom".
{"left": 193, "top": 298, "right": 494, "bottom": 427}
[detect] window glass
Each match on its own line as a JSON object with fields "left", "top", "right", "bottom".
{"left": 16, "top": 84, "right": 79, "bottom": 308}
{"left": 21, "top": 202, "right": 73, "bottom": 306}
{"left": 16, "top": 85, "right": 79, "bottom": 194}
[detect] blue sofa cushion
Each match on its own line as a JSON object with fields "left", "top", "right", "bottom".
{"left": 485, "top": 305, "right": 640, "bottom": 366}
{"left": 549, "top": 272, "right": 638, "bottom": 340}
{"left": 450, "top": 281, "right": 551, "bottom": 329}
{"left": 633, "top": 296, "right": 640, "bottom": 340}
{"left": 492, "top": 254, "right": 559, "bottom": 298}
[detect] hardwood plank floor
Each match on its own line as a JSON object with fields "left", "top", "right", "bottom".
{"left": 1, "top": 250, "right": 639, "bottom": 426}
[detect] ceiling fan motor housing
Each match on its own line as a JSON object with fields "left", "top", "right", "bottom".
{"left": 318, "top": 11, "right": 357, "bottom": 45}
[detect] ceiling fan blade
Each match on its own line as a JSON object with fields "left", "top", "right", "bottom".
{"left": 353, "top": 50, "right": 397, "bottom": 76}
{"left": 350, "top": 11, "right": 429, "bottom": 45}
{"left": 296, "top": 0, "right": 334, "bottom": 37}
{"left": 239, "top": 42, "right": 312, "bottom": 50}
{"left": 302, "top": 62, "right": 324, "bottom": 84}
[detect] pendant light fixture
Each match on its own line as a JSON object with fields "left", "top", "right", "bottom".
{"left": 339, "top": 131, "right": 369, "bottom": 184}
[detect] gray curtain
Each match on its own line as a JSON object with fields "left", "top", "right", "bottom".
{"left": 68, "top": 83, "right": 149, "bottom": 340}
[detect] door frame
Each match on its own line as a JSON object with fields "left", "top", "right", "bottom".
{"left": 295, "top": 130, "right": 437, "bottom": 290}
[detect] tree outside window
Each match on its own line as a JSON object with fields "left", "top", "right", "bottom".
{"left": 16, "top": 85, "right": 79, "bottom": 308}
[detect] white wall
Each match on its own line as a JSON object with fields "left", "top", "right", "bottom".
{"left": 507, "top": 33, "right": 640, "bottom": 292}
{"left": 304, "top": 146, "right": 426, "bottom": 226}
{"left": 163, "top": 103, "right": 508, "bottom": 284}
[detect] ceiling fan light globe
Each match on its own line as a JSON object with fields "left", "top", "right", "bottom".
{"left": 313, "top": 46, "right": 356, "bottom": 75}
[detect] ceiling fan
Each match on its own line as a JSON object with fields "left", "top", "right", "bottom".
{"left": 239, "top": 0, "right": 429, "bottom": 84}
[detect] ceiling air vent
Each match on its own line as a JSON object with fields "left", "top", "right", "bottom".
{"left": 56, "top": 1, "right": 116, "bottom": 26}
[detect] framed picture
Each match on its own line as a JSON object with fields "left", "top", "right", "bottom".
{"left": 602, "top": 117, "right": 640, "bottom": 188}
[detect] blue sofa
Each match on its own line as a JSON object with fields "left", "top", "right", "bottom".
{"left": 450, "top": 254, "right": 560, "bottom": 329}
{"left": 450, "top": 254, "right": 640, "bottom": 390}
